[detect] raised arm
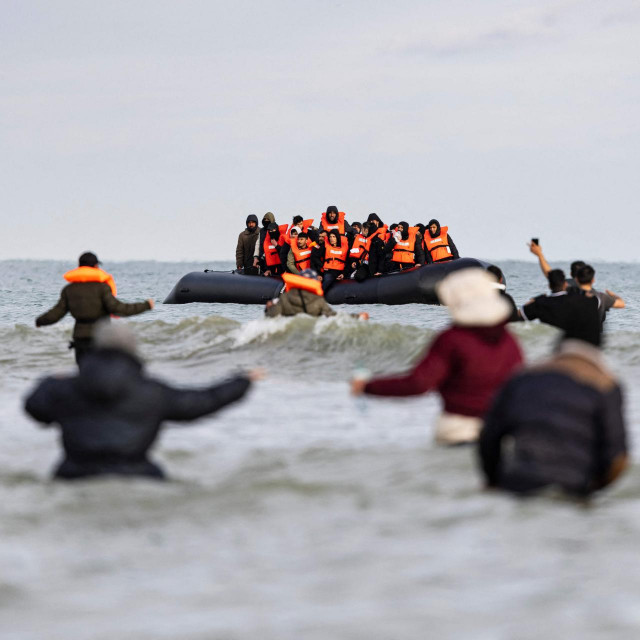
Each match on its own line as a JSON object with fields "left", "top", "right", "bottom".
{"left": 529, "top": 242, "right": 552, "bottom": 277}
{"left": 36, "top": 294, "right": 69, "bottom": 327}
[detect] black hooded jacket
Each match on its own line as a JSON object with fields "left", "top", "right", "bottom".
{"left": 236, "top": 214, "right": 259, "bottom": 269}
{"left": 383, "top": 221, "right": 425, "bottom": 266}
{"left": 24, "top": 349, "right": 251, "bottom": 479}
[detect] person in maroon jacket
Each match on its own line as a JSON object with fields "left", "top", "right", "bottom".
{"left": 351, "top": 269, "right": 523, "bottom": 445}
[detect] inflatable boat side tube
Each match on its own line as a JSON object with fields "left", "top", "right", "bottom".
{"left": 163, "top": 258, "right": 492, "bottom": 305}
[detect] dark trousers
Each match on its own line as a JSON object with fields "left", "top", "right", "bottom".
{"left": 70, "top": 339, "right": 94, "bottom": 366}
{"left": 322, "top": 269, "right": 343, "bottom": 292}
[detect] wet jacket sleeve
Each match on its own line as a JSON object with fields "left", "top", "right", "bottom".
{"left": 102, "top": 288, "right": 152, "bottom": 317}
{"left": 478, "top": 380, "right": 514, "bottom": 486}
{"left": 161, "top": 375, "right": 252, "bottom": 422}
{"left": 24, "top": 377, "right": 66, "bottom": 425}
{"left": 364, "top": 334, "right": 452, "bottom": 397}
{"left": 595, "top": 384, "right": 628, "bottom": 488}
{"left": 36, "top": 293, "right": 69, "bottom": 327}
{"left": 447, "top": 235, "right": 459, "bottom": 259}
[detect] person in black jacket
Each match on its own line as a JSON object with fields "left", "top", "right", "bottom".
{"left": 24, "top": 322, "right": 260, "bottom": 480}
{"left": 479, "top": 339, "right": 628, "bottom": 497}
{"left": 424, "top": 219, "right": 459, "bottom": 264}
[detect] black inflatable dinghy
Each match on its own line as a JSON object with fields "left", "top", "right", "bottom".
{"left": 163, "top": 258, "right": 493, "bottom": 305}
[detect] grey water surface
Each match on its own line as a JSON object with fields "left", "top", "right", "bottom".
{"left": 1, "top": 259, "right": 639, "bottom": 639}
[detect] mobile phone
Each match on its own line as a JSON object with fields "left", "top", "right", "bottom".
{"left": 531, "top": 238, "right": 539, "bottom": 245}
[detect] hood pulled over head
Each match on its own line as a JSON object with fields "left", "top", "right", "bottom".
{"left": 246, "top": 214, "right": 259, "bottom": 229}
{"left": 366, "top": 213, "right": 382, "bottom": 226}
{"left": 262, "top": 212, "right": 275, "bottom": 227}
{"left": 399, "top": 221, "right": 410, "bottom": 240}
{"left": 427, "top": 219, "right": 441, "bottom": 237}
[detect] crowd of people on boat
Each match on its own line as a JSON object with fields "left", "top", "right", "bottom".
{"left": 24, "top": 227, "right": 629, "bottom": 499}
{"left": 236, "top": 206, "right": 460, "bottom": 290}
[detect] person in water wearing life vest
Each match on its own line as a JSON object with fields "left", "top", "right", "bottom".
{"left": 24, "top": 321, "right": 261, "bottom": 480}
{"left": 383, "top": 221, "right": 425, "bottom": 272}
{"left": 236, "top": 214, "right": 259, "bottom": 275}
{"left": 424, "top": 219, "right": 459, "bottom": 264}
{"left": 321, "top": 230, "right": 350, "bottom": 292}
{"left": 265, "top": 269, "right": 369, "bottom": 320}
{"left": 351, "top": 269, "right": 522, "bottom": 445}
{"left": 35, "top": 252, "right": 153, "bottom": 364}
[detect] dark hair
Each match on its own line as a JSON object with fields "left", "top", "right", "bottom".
{"left": 389, "top": 223, "right": 398, "bottom": 231}
{"left": 547, "top": 269, "right": 566, "bottom": 292}
{"left": 327, "top": 230, "right": 341, "bottom": 245}
{"left": 570, "top": 260, "right": 586, "bottom": 278}
{"left": 576, "top": 264, "right": 595, "bottom": 285}
{"left": 326, "top": 205, "right": 339, "bottom": 215}
{"left": 351, "top": 221, "right": 361, "bottom": 229}
{"left": 297, "top": 232, "right": 308, "bottom": 239}
{"left": 293, "top": 215, "right": 303, "bottom": 225}
{"left": 78, "top": 252, "right": 99, "bottom": 267}
{"left": 487, "top": 265, "right": 503, "bottom": 283}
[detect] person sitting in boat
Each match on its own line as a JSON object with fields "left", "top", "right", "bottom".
{"left": 347, "top": 223, "right": 370, "bottom": 279}
{"left": 253, "top": 212, "right": 286, "bottom": 273}
{"left": 286, "top": 231, "right": 313, "bottom": 274}
{"left": 351, "top": 269, "right": 522, "bottom": 445}
{"left": 383, "top": 221, "right": 425, "bottom": 272}
{"left": 424, "top": 219, "right": 459, "bottom": 264}
{"left": 259, "top": 222, "right": 288, "bottom": 277}
{"left": 286, "top": 215, "right": 314, "bottom": 242}
{"left": 321, "top": 230, "right": 349, "bottom": 292}
{"left": 235, "top": 214, "right": 259, "bottom": 275}
{"left": 320, "top": 205, "right": 354, "bottom": 237}
{"left": 363, "top": 214, "right": 389, "bottom": 278}
{"left": 311, "top": 229, "right": 328, "bottom": 274}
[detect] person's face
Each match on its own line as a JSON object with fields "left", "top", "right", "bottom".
{"left": 297, "top": 236, "right": 307, "bottom": 248}
{"left": 429, "top": 223, "right": 438, "bottom": 235}
{"left": 329, "top": 234, "right": 338, "bottom": 246}
{"left": 319, "top": 232, "right": 327, "bottom": 244}
{"left": 262, "top": 218, "right": 270, "bottom": 227}
{"left": 353, "top": 224, "right": 361, "bottom": 234}
{"left": 247, "top": 221, "right": 257, "bottom": 230}
{"left": 290, "top": 230, "right": 298, "bottom": 242}
{"left": 397, "top": 224, "right": 404, "bottom": 233}
{"left": 328, "top": 212, "right": 337, "bottom": 222}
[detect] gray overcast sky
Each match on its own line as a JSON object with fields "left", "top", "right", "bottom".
{"left": 2, "top": 0, "right": 639, "bottom": 262}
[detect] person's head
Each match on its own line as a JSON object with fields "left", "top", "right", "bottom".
{"left": 297, "top": 232, "right": 308, "bottom": 248}
{"left": 300, "top": 268, "right": 318, "bottom": 280}
{"left": 289, "top": 226, "right": 301, "bottom": 241}
{"left": 262, "top": 212, "right": 275, "bottom": 228}
{"left": 570, "top": 260, "right": 586, "bottom": 278}
{"left": 93, "top": 320, "right": 138, "bottom": 358}
{"left": 486, "top": 265, "right": 504, "bottom": 285}
{"left": 318, "top": 230, "right": 328, "bottom": 245}
{"left": 267, "top": 223, "right": 280, "bottom": 240}
{"left": 351, "top": 222, "right": 362, "bottom": 234}
{"left": 398, "top": 221, "right": 409, "bottom": 240}
{"left": 326, "top": 205, "right": 339, "bottom": 223}
{"left": 389, "top": 223, "right": 398, "bottom": 232}
{"left": 436, "top": 268, "right": 511, "bottom": 327}
{"left": 428, "top": 219, "right": 441, "bottom": 238}
{"left": 576, "top": 264, "right": 595, "bottom": 286}
{"left": 292, "top": 215, "right": 304, "bottom": 226}
{"left": 79, "top": 252, "right": 99, "bottom": 267}
{"left": 366, "top": 213, "right": 382, "bottom": 228}
{"left": 246, "top": 214, "right": 258, "bottom": 231}
{"left": 415, "top": 223, "right": 425, "bottom": 236}
{"left": 362, "top": 222, "right": 372, "bottom": 237}
{"left": 328, "top": 230, "right": 340, "bottom": 247}
{"left": 547, "top": 269, "right": 567, "bottom": 293}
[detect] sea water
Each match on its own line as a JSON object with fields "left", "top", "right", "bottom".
{"left": 1, "top": 259, "right": 639, "bottom": 639}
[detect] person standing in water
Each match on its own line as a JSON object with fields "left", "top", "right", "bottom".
{"left": 35, "top": 252, "right": 153, "bottom": 364}
{"left": 24, "top": 322, "right": 260, "bottom": 480}
{"left": 351, "top": 269, "right": 522, "bottom": 445}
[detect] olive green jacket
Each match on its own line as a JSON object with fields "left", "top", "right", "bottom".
{"left": 265, "top": 289, "right": 336, "bottom": 318}
{"left": 36, "top": 282, "right": 151, "bottom": 340}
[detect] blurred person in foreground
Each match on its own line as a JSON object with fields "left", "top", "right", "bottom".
{"left": 35, "top": 251, "right": 153, "bottom": 364}
{"left": 351, "top": 269, "right": 522, "bottom": 445}
{"left": 479, "top": 337, "right": 628, "bottom": 497}
{"left": 24, "top": 322, "right": 260, "bottom": 480}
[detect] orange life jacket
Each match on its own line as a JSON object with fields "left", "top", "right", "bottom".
{"left": 424, "top": 226, "right": 453, "bottom": 262}
{"left": 263, "top": 228, "right": 287, "bottom": 267}
{"left": 392, "top": 227, "right": 419, "bottom": 264}
{"left": 290, "top": 242, "right": 313, "bottom": 271}
{"left": 320, "top": 211, "right": 346, "bottom": 235}
{"left": 286, "top": 218, "right": 314, "bottom": 241}
{"left": 282, "top": 272, "right": 324, "bottom": 296}
{"left": 349, "top": 234, "right": 368, "bottom": 261}
{"left": 63, "top": 267, "right": 117, "bottom": 296}
{"left": 323, "top": 237, "right": 349, "bottom": 271}
{"left": 364, "top": 224, "right": 389, "bottom": 257}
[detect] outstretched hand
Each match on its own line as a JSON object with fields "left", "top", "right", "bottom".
{"left": 147, "top": 299, "right": 155, "bottom": 309}
{"left": 350, "top": 378, "right": 367, "bottom": 395}
{"left": 247, "top": 368, "right": 266, "bottom": 382}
